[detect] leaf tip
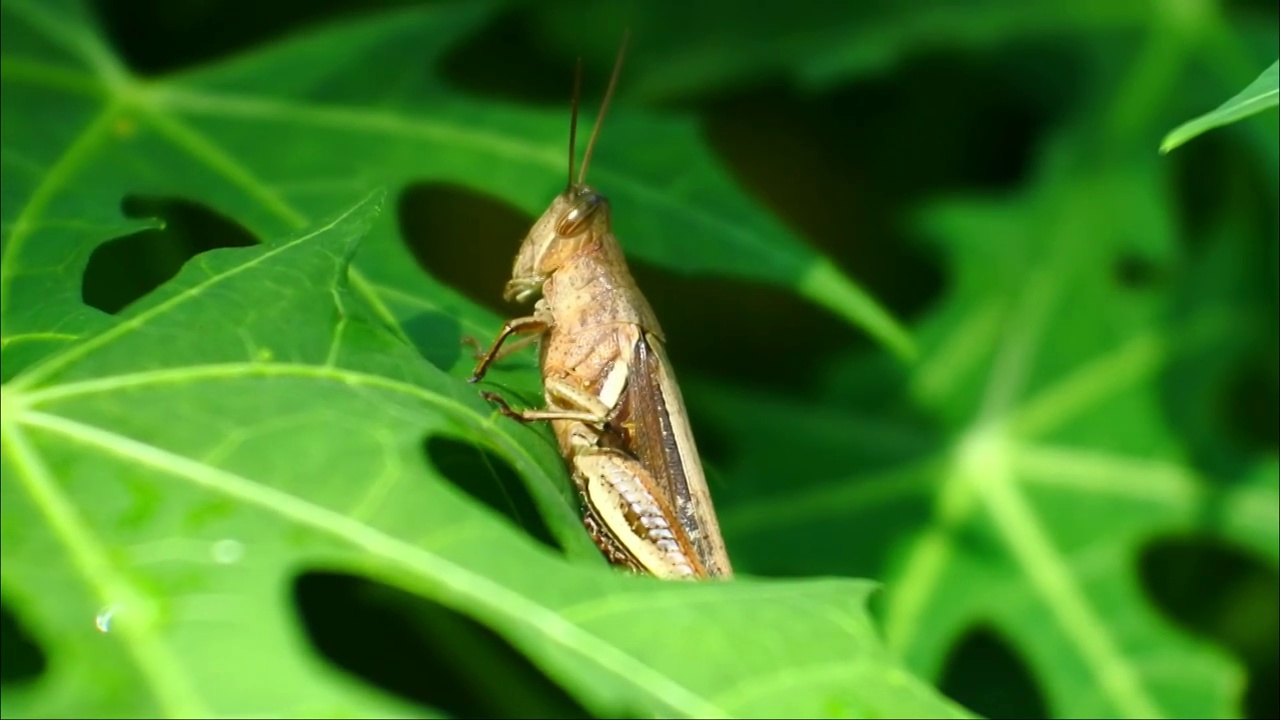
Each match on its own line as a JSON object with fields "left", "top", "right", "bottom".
{"left": 799, "top": 258, "right": 917, "bottom": 363}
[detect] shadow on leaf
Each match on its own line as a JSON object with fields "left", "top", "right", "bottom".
{"left": 402, "top": 310, "right": 465, "bottom": 372}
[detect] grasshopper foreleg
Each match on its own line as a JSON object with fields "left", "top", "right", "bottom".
{"left": 468, "top": 315, "right": 548, "bottom": 383}
{"left": 464, "top": 333, "right": 541, "bottom": 364}
{"left": 469, "top": 301, "right": 557, "bottom": 382}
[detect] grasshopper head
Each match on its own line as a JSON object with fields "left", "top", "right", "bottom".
{"left": 504, "top": 185, "right": 610, "bottom": 303}
{"left": 504, "top": 35, "right": 627, "bottom": 304}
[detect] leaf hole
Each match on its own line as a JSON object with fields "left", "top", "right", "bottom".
{"left": 1139, "top": 534, "right": 1279, "bottom": 719}
{"left": 293, "top": 570, "right": 589, "bottom": 718}
{"left": 0, "top": 600, "right": 47, "bottom": 685}
{"left": 424, "top": 435, "right": 562, "bottom": 555}
{"left": 937, "top": 623, "right": 1047, "bottom": 720}
{"left": 1113, "top": 253, "right": 1164, "bottom": 290}
{"left": 82, "top": 196, "right": 258, "bottom": 314}
{"left": 398, "top": 182, "right": 533, "bottom": 318}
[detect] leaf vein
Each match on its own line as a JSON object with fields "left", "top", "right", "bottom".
{"left": 1, "top": 103, "right": 118, "bottom": 315}
{"left": 8, "top": 201, "right": 366, "bottom": 389}
{"left": 1, "top": 420, "right": 209, "bottom": 716}
{"left": 17, "top": 409, "right": 729, "bottom": 719}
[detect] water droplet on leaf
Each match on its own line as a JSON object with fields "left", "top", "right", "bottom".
{"left": 95, "top": 604, "right": 120, "bottom": 633}
{"left": 210, "top": 538, "right": 245, "bottom": 564}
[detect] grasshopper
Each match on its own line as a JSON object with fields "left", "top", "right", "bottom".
{"left": 467, "top": 36, "right": 733, "bottom": 579}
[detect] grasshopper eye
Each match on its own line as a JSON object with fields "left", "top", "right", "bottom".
{"left": 556, "top": 195, "right": 601, "bottom": 237}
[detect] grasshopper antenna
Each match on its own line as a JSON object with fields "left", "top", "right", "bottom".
{"left": 577, "top": 29, "right": 630, "bottom": 186}
{"left": 567, "top": 57, "right": 582, "bottom": 192}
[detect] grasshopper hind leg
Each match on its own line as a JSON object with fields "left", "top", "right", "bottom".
{"left": 582, "top": 506, "right": 644, "bottom": 574}
{"left": 573, "top": 448, "right": 702, "bottom": 579}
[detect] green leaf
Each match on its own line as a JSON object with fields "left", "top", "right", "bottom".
{"left": 706, "top": 136, "right": 1279, "bottom": 718}
{"left": 0, "top": 1, "right": 959, "bottom": 716}
{"left": 1161, "top": 60, "right": 1279, "bottom": 153}
{"left": 4, "top": 1, "right": 1275, "bottom": 718}
{"left": 1, "top": 195, "right": 445, "bottom": 718}
{"left": 531, "top": 0, "right": 1155, "bottom": 101}
{"left": 0, "top": 191, "right": 967, "bottom": 717}
{"left": 0, "top": 0, "right": 911, "bottom": 366}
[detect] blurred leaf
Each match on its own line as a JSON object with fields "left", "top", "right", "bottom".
{"left": 709, "top": 134, "right": 1279, "bottom": 718}
{"left": 531, "top": 0, "right": 1154, "bottom": 101}
{"left": 1161, "top": 60, "right": 1279, "bottom": 153}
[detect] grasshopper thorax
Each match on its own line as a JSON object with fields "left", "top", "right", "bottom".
{"left": 504, "top": 185, "right": 611, "bottom": 303}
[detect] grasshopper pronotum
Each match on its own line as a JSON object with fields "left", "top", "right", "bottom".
{"left": 468, "top": 35, "right": 733, "bottom": 579}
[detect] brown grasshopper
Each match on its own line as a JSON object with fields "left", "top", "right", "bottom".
{"left": 467, "top": 36, "right": 733, "bottom": 579}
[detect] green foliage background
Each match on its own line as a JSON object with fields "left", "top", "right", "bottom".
{"left": 2, "top": 0, "right": 1276, "bottom": 718}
